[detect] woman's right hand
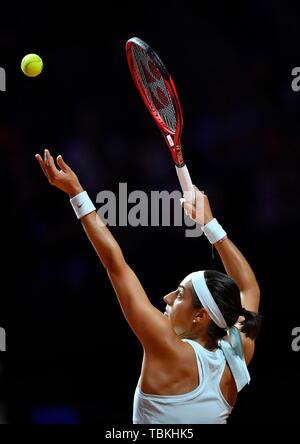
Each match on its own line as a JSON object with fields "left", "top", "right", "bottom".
{"left": 180, "top": 185, "right": 214, "bottom": 227}
{"left": 35, "top": 149, "right": 84, "bottom": 198}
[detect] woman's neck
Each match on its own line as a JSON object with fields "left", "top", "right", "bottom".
{"left": 196, "top": 335, "right": 218, "bottom": 351}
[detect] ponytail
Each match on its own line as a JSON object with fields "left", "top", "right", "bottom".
{"left": 191, "top": 270, "right": 263, "bottom": 342}
{"left": 239, "top": 307, "right": 262, "bottom": 340}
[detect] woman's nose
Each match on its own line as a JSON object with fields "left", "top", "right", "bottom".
{"left": 164, "top": 291, "right": 175, "bottom": 304}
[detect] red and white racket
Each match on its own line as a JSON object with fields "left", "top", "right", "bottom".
{"left": 126, "top": 37, "right": 195, "bottom": 203}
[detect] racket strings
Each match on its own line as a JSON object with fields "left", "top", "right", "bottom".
{"left": 131, "top": 45, "right": 177, "bottom": 133}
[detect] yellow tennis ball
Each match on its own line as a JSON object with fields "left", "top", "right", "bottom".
{"left": 21, "top": 53, "right": 43, "bottom": 77}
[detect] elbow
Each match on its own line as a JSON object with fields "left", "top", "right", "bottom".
{"left": 254, "top": 288, "right": 261, "bottom": 311}
{"left": 245, "top": 278, "right": 260, "bottom": 301}
{"left": 254, "top": 282, "right": 261, "bottom": 302}
{"left": 252, "top": 282, "right": 260, "bottom": 299}
{"left": 240, "top": 283, "right": 261, "bottom": 314}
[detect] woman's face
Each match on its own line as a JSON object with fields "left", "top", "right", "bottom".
{"left": 163, "top": 275, "right": 198, "bottom": 337}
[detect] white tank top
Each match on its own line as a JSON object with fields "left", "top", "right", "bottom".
{"left": 133, "top": 339, "right": 233, "bottom": 424}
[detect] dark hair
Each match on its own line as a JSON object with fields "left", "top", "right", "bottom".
{"left": 191, "top": 270, "right": 262, "bottom": 341}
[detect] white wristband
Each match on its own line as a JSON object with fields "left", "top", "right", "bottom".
{"left": 202, "top": 218, "right": 227, "bottom": 244}
{"left": 70, "top": 191, "right": 96, "bottom": 219}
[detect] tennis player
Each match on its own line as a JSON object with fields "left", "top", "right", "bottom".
{"left": 35, "top": 149, "right": 261, "bottom": 424}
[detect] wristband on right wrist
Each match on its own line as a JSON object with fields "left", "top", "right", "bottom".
{"left": 202, "top": 218, "right": 227, "bottom": 244}
{"left": 70, "top": 191, "right": 96, "bottom": 219}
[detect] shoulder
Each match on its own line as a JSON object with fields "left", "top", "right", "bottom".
{"left": 141, "top": 339, "right": 198, "bottom": 394}
{"left": 147, "top": 336, "right": 197, "bottom": 363}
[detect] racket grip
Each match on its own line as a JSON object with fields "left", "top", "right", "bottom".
{"left": 175, "top": 165, "right": 195, "bottom": 203}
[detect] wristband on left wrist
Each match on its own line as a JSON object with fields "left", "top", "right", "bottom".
{"left": 202, "top": 218, "right": 227, "bottom": 244}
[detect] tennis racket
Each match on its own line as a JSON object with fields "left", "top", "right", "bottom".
{"left": 126, "top": 37, "right": 195, "bottom": 203}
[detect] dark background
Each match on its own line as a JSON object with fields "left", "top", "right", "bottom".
{"left": 0, "top": 0, "right": 299, "bottom": 424}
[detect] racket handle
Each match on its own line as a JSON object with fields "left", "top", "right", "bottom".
{"left": 175, "top": 165, "right": 195, "bottom": 203}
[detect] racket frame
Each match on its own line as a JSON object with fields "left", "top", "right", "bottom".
{"left": 126, "top": 37, "right": 195, "bottom": 203}
{"left": 126, "top": 37, "right": 184, "bottom": 167}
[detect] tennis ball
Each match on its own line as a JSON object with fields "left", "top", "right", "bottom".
{"left": 21, "top": 53, "right": 43, "bottom": 77}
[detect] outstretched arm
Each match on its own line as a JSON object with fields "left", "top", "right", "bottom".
{"left": 181, "top": 186, "right": 260, "bottom": 313}
{"left": 35, "top": 150, "right": 177, "bottom": 353}
{"left": 214, "top": 239, "right": 260, "bottom": 313}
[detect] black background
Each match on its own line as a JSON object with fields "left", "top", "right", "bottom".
{"left": 0, "top": 0, "right": 299, "bottom": 424}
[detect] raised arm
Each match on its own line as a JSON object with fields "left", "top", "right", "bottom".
{"left": 181, "top": 186, "right": 260, "bottom": 313}
{"left": 35, "top": 150, "right": 177, "bottom": 353}
{"left": 214, "top": 239, "right": 260, "bottom": 313}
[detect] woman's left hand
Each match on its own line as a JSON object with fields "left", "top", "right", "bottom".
{"left": 180, "top": 185, "right": 214, "bottom": 226}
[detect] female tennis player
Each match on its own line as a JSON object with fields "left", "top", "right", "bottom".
{"left": 35, "top": 149, "right": 261, "bottom": 424}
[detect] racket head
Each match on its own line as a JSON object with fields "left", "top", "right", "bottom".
{"left": 126, "top": 37, "right": 185, "bottom": 166}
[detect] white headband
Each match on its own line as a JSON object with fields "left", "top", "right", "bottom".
{"left": 191, "top": 271, "right": 227, "bottom": 329}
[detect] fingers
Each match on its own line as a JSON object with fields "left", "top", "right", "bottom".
{"left": 180, "top": 198, "right": 188, "bottom": 217}
{"left": 180, "top": 198, "right": 193, "bottom": 216}
{"left": 193, "top": 185, "right": 205, "bottom": 196}
{"left": 180, "top": 198, "right": 193, "bottom": 209}
{"left": 180, "top": 194, "right": 205, "bottom": 225}
{"left": 44, "top": 149, "right": 59, "bottom": 177}
{"left": 35, "top": 149, "right": 61, "bottom": 184}
{"left": 182, "top": 201, "right": 194, "bottom": 214}
{"left": 56, "top": 154, "right": 70, "bottom": 172}
{"left": 35, "top": 153, "right": 50, "bottom": 180}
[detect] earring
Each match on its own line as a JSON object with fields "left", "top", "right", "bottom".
{"left": 193, "top": 320, "right": 196, "bottom": 324}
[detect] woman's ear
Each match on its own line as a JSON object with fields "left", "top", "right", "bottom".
{"left": 195, "top": 308, "right": 210, "bottom": 323}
